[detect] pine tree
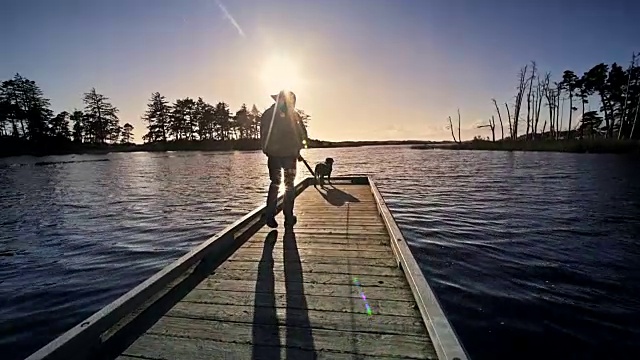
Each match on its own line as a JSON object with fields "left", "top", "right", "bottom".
{"left": 82, "top": 88, "right": 119, "bottom": 144}
{"left": 0, "top": 74, "right": 52, "bottom": 140}
{"left": 121, "top": 123, "right": 134, "bottom": 144}
{"left": 48, "top": 111, "right": 71, "bottom": 139}
{"left": 142, "top": 92, "right": 171, "bottom": 142}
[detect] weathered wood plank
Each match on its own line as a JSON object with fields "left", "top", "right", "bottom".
{"left": 267, "top": 221, "right": 388, "bottom": 228}
{"left": 295, "top": 208, "right": 380, "bottom": 213}
{"left": 245, "top": 236, "right": 390, "bottom": 246}
{"left": 231, "top": 247, "right": 394, "bottom": 260}
{"left": 167, "top": 302, "right": 427, "bottom": 336}
{"left": 242, "top": 241, "right": 391, "bottom": 252}
{"left": 195, "top": 279, "right": 414, "bottom": 301}
{"left": 123, "top": 333, "right": 415, "bottom": 360}
{"left": 264, "top": 227, "right": 389, "bottom": 235}
{"left": 218, "top": 261, "right": 401, "bottom": 277}
{"left": 251, "top": 232, "right": 391, "bottom": 242}
{"left": 226, "top": 254, "right": 397, "bottom": 267}
{"left": 143, "top": 316, "right": 435, "bottom": 359}
{"left": 181, "top": 290, "right": 420, "bottom": 317}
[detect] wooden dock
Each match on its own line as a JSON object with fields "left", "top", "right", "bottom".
{"left": 27, "top": 177, "right": 469, "bottom": 360}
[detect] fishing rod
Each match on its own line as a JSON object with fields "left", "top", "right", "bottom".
{"left": 299, "top": 155, "right": 316, "bottom": 178}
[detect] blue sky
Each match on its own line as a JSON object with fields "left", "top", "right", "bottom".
{"left": 1, "top": 0, "right": 638, "bottom": 142}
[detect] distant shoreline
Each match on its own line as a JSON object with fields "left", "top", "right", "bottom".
{"left": 412, "top": 139, "right": 640, "bottom": 154}
{"left": 0, "top": 138, "right": 443, "bottom": 158}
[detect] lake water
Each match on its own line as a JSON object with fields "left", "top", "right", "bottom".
{"left": 1, "top": 147, "right": 639, "bottom": 360}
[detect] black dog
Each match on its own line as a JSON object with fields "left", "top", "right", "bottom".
{"left": 314, "top": 157, "right": 334, "bottom": 185}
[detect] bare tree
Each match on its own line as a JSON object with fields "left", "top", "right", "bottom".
{"left": 513, "top": 65, "right": 529, "bottom": 139}
{"left": 534, "top": 74, "right": 545, "bottom": 137}
{"left": 478, "top": 116, "right": 496, "bottom": 142}
{"left": 492, "top": 98, "right": 504, "bottom": 140}
{"left": 617, "top": 53, "right": 636, "bottom": 139}
{"left": 630, "top": 93, "right": 640, "bottom": 139}
{"left": 457, "top": 109, "right": 461, "bottom": 142}
{"left": 505, "top": 103, "right": 513, "bottom": 139}
{"left": 447, "top": 116, "right": 458, "bottom": 143}
{"left": 543, "top": 73, "right": 555, "bottom": 138}
{"left": 525, "top": 62, "right": 536, "bottom": 140}
{"left": 555, "top": 83, "right": 562, "bottom": 139}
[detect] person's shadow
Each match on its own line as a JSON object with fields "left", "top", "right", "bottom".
{"left": 315, "top": 185, "right": 360, "bottom": 206}
{"left": 252, "top": 230, "right": 280, "bottom": 359}
{"left": 283, "top": 228, "right": 317, "bottom": 358}
{"left": 252, "top": 229, "right": 317, "bottom": 359}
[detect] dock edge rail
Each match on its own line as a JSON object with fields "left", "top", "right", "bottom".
{"left": 368, "top": 176, "right": 470, "bottom": 360}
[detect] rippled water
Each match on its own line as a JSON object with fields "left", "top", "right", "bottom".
{"left": 1, "top": 147, "right": 639, "bottom": 360}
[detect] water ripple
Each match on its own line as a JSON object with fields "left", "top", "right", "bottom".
{"left": 1, "top": 148, "right": 639, "bottom": 360}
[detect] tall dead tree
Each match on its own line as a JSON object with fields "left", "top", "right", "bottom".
{"left": 492, "top": 98, "right": 504, "bottom": 140}
{"left": 513, "top": 65, "right": 528, "bottom": 140}
{"left": 478, "top": 116, "right": 496, "bottom": 142}
{"left": 534, "top": 74, "right": 545, "bottom": 137}
{"left": 630, "top": 93, "right": 640, "bottom": 139}
{"left": 447, "top": 116, "right": 458, "bottom": 143}
{"left": 505, "top": 103, "right": 513, "bottom": 139}
{"left": 555, "top": 83, "right": 562, "bottom": 139}
{"left": 457, "top": 108, "right": 461, "bottom": 143}
{"left": 525, "top": 62, "right": 537, "bottom": 140}
{"left": 618, "top": 52, "right": 637, "bottom": 139}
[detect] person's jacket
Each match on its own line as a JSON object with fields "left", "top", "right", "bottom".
{"left": 260, "top": 104, "right": 308, "bottom": 157}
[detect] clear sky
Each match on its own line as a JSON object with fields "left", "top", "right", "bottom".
{"left": 1, "top": 0, "right": 638, "bottom": 142}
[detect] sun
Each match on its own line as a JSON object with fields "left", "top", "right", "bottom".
{"left": 260, "top": 53, "right": 304, "bottom": 93}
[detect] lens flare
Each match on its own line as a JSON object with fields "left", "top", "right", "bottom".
{"left": 352, "top": 277, "right": 373, "bottom": 316}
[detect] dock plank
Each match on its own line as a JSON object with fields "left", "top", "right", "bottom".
{"left": 166, "top": 302, "right": 427, "bottom": 335}
{"left": 117, "top": 184, "right": 436, "bottom": 360}
{"left": 219, "top": 260, "right": 401, "bottom": 277}
{"left": 181, "top": 289, "right": 419, "bottom": 317}
{"left": 140, "top": 316, "right": 434, "bottom": 359}
{"left": 194, "top": 279, "right": 415, "bottom": 301}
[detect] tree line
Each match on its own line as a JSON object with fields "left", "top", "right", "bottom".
{"left": 0, "top": 73, "right": 312, "bottom": 155}
{"left": 141, "top": 92, "right": 309, "bottom": 143}
{"left": 0, "top": 73, "right": 135, "bottom": 146}
{"left": 448, "top": 52, "right": 640, "bottom": 143}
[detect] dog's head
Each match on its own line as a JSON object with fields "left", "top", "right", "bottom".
{"left": 325, "top": 157, "right": 334, "bottom": 165}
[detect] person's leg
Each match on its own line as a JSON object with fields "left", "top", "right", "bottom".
{"left": 265, "top": 156, "right": 281, "bottom": 228}
{"left": 282, "top": 156, "right": 297, "bottom": 226}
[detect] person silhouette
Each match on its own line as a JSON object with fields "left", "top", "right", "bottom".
{"left": 260, "top": 90, "right": 308, "bottom": 228}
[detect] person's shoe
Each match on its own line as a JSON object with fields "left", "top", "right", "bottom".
{"left": 284, "top": 215, "right": 297, "bottom": 228}
{"left": 265, "top": 215, "right": 278, "bottom": 228}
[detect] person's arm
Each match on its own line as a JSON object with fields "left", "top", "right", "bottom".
{"left": 294, "top": 112, "right": 308, "bottom": 161}
{"left": 295, "top": 113, "right": 308, "bottom": 145}
{"left": 260, "top": 108, "right": 272, "bottom": 153}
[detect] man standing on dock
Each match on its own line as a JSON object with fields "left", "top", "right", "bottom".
{"left": 260, "top": 90, "right": 308, "bottom": 229}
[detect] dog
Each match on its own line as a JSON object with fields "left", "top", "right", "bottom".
{"left": 314, "top": 157, "right": 334, "bottom": 186}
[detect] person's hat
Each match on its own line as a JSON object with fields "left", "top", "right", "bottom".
{"left": 270, "top": 90, "right": 296, "bottom": 103}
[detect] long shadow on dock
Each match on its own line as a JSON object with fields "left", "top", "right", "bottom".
{"left": 252, "top": 230, "right": 280, "bottom": 359}
{"left": 283, "top": 228, "right": 317, "bottom": 359}
{"left": 315, "top": 185, "right": 361, "bottom": 206}
{"left": 98, "top": 220, "right": 264, "bottom": 360}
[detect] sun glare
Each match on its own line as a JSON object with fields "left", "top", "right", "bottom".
{"left": 260, "top": 54, "right": 304, "bottom": 93}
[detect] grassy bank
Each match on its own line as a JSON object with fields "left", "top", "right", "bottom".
{"left": 413, "top": 139, "right": 640, "bottom": 154}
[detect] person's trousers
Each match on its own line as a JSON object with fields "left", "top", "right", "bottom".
{"left": 265, "top": 156, "right": 297, "bottom": 220}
